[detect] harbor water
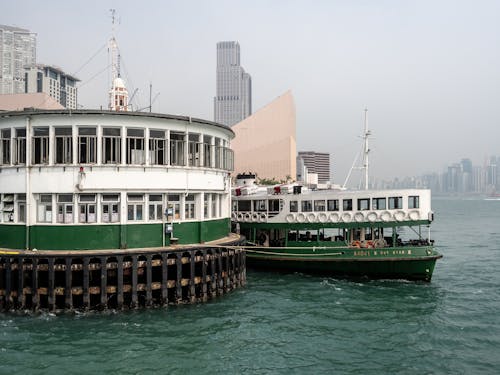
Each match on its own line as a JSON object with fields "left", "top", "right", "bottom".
{"left": 2, "top": 198, "right": 500, "bottom": 374}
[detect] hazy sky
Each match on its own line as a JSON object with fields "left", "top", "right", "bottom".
{"left": 4, "top": 0, "right": 500, "bottom": 182}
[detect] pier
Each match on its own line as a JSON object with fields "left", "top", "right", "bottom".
{"left": 0, "top": 237, "right": 245, "bottom": 312}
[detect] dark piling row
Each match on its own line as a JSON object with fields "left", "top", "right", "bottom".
{"left": 0, "top": 245, "right": 246, "bottom": 312}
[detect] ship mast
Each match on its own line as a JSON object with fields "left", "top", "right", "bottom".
{"left": 362, "top": 108, "right": 370, "bottom": 190}
{"left": 342, "top": 108, "right": 372, "bottom": 190}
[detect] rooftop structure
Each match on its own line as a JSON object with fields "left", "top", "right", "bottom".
{"left": 297, "top": 151, "right": 331, "bottom": 184}
{"left": 0, "top": 93, "right": 64, "bottom": 111}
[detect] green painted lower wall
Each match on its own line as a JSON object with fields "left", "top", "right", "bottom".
{"left": 0, "top": 225, "right": 26, "bottom": 249}
{"left": 0, "top": 218, "right": 231, "bottom": 251}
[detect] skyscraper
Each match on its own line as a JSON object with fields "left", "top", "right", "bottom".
{"left": 214, "top": 41, "right": 251, "bottom": 126}
{"left": 0, "top": 25, "right": 36, "bottom": 94}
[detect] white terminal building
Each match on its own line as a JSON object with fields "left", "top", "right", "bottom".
{"left": 0, "top": 110, "right": 235, "bottom": 250}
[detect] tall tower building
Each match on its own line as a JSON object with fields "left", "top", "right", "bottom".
{"left": 214, "top": 41, "right": 252, "bottom": 126}
{"left": 0, "top": 25, "right": 36, "bottom": 94}
{"left": 24, "top": 64, "right": 79, "bottom": 109}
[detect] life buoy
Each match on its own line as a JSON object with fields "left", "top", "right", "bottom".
{"left": 351, "top": 240, "right": 361, "bottom": 248}
{"left": 354, "top": 212, "right": 365, "bottom": 222}
{"left": 252, "top": 213, "right": 259, "bottom": 222}
{"left": 318, "top": 212, "right": 328, "bottom": 223}
{"left": 297, "top": 213, "right": 306, "bottom": 223}
{"left": 329, "top": 213, "right": 339, "bottom": 223}
{"left": 286, "top": 214, "right": 295, "bottom": 223}
{"left": 366, "top": 240, "right": 375, "bottom": 248}
{"left": 367, "top": 212, "right": 378, "bottom": 222}
{"left": 244, "top": 213, "right": 251, "bottom": 222}
{"left": 409, "top": 210, "right": 420, "bottom": 221}
{"left": 380, "top": 211, "right": 391, "bottom": 222}
{"left": 342, "top": 213, "right": 352, "bottom": 223}
{"left": 259, "top": 213, "right": 267, "bottom": 222}
{"left": 394, "top": 211, "right": 405, "bottom": 221}
{"left": 237, "top": 213, "right": 244, "bottom": 221}
{"left": 307, "top": 213, "right": 316, "bottom": 223}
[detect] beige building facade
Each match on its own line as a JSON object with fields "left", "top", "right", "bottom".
{"left": 231, "top": 91, "right": 296, "bottom": 181}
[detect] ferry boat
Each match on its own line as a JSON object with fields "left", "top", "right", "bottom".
{"left": 231, "top": 110, "right": 441, "bottom": 281}
{"left": 232, "top": 173, "right": 441, "bottom": 281}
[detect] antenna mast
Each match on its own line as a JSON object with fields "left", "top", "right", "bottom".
{"left": 108, "top": 9, "right": 129, "bottom": 111}
{"left": 362, "top": 108, "right": 370, "bottom": 190}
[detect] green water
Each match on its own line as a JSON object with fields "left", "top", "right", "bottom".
{"left": 1, "top": 199, "right": 500, "bottom": 374}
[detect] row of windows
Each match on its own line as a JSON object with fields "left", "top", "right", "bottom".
{"left": 0, "top": 126, "right": 234, "bottom": 170}
{"left": 0, "top": 192, "right": 223, "bottom": 224}
{"left": 235, "top": 196, "right": 420, "bottom": 213}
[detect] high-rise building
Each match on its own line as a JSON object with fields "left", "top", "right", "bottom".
{"left": 0, "top": 25, "right": 36, "bottom": 95}
{"left": 24, "top": 64, "right": 79, "bottom": 109}
{"left": 214, "top": 41, "right": 251, "bottom": 126}
{"left": 297, "top": 151, "right": 331, "bottom": 183}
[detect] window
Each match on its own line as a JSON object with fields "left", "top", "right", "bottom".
{"left": 149, "top": 130, "right": 166, "bottom": 165}
{"left": 388, "top": 196, "right": 403, "bottom": 209}
{"left": 37, "top": 194, "right": 52, "bottom": 222}
{"left": 57, "top": 194, "right": 74, "bottom": 223}
{"left": 1, "top": 128, "right": 11, "bottom": 165}
{"left": 357, "top": 198, "right": 370, "bottom": 211}
{"left": 78, "top": 127, "right": 96, "bottom": 164}
{"left": 203, "top": 135, "right": 212, "bottom": 167}
{"left": 14, "top": 128, "right": 26, "bottom": 165}
{"left": 408, "top": 196, "right": 420, "bottom": 209}
{"left": 17, "top": 194, "right": 26, "bottom": 223}
{"left": 238, "top": 200, "right": 251, "bottom": 212}
{"left": 102, "top": 127, "right": 121, "bottom": 164}
{"left": 55, "top": 127, "right": 73, "bottom": 164}
{"left": 269, "top": 199, "right": 281, "bottom": 213}
{"left": 343, "top": 199, "right": 353, "bottom": 211}
{"left": 214, "top": 138, "right": 222, "bottom": 169}
{"left": 32, "top": 127, "right": 49, "bottom": 164}
{"left": 204, "top": 194, "right": 209, "bottom": 218}
{"left": 127, "top": 194, "right": 144, "bottom": 221}
{"left": 167, "top": 194, "right": 181, "bottom": 220}
{"left": 102, "top": 194, "right": 120, "bottom": 223}
{"left": 2, "top": 194, "right": 14, "bottom": 222}
{"left": 290, "top": 200, "right": 298, "bottom": 212}
{"left": 314, "top": 200, "right": 326, "bottom": 211}
{"left": 185, "top": 194, "right": 196, "bottom": 219}
{"left": 301, "top": 200, "right": 312, "bottom": 212}
{"left": 373, "top": 197, "right": 386, "bottom": 210}
{"left": 211, "top": 193, "right": 217, "bottom": 217}
{"left": 327, "top": 199, "right": 339, "bottom": 211}
{"left": 188, "top": 133, "right": 201, "bottom": 167}
{"left": 126, "top": 128, "right": 145, "bottom": 164}
{"left": 253, "top": 200, "right": 267, "bottom": 212}
{"left": 78, "top": 194, "right": 96, "bottom": 223}
{"left": 148, "top": 194, "right": 163, "bottom": 221}
{"left": 170, "top": 132, "right": 185, "bottom": 166}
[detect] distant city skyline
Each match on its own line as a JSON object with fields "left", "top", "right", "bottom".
{"left": 214, "top": 41, "right": 252, "bottom": 126}
{"left": 1, "top": 1, "right": 499, "bottom": 181}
